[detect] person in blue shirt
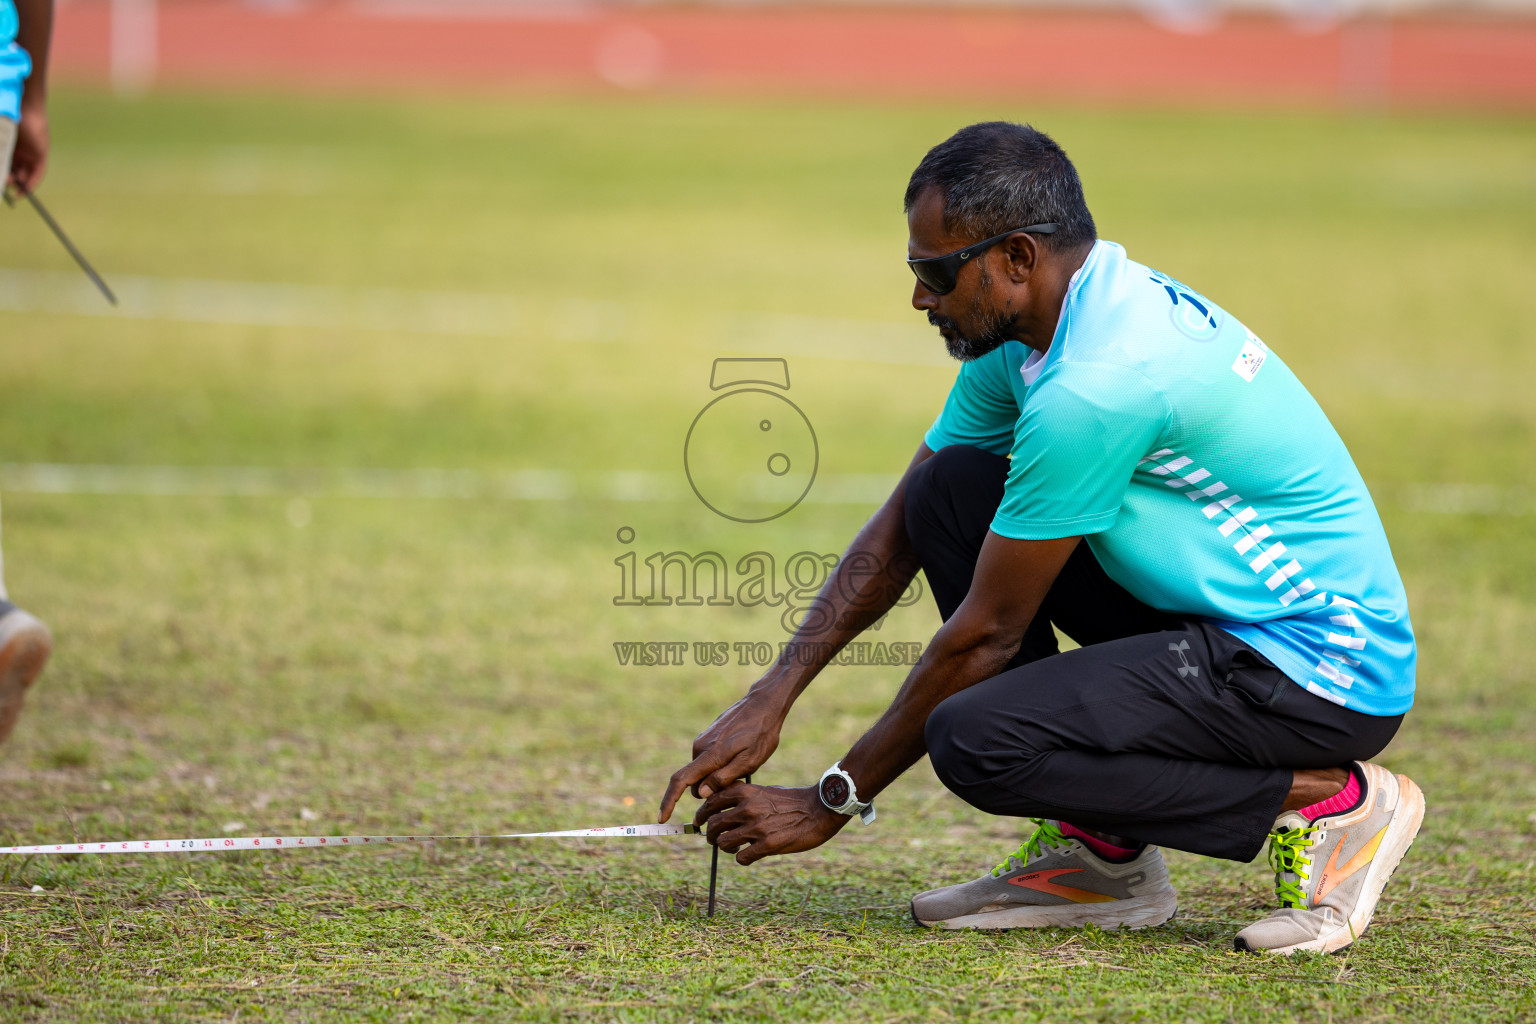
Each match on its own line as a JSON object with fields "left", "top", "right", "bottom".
{"left": 1, "top": 0, "right": 49, "bottom": 192}
{"left": 660, "top": 122, "right": 1424, "bottom": 956}
{"left": 0, "top": 0, "right": 55, "bottom": 746}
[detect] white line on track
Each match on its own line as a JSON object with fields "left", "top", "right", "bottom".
{"left": 0, "top": 463, "right": 899, "bottom": 505}
{"left": 1396, "top": 483, "right": 1536, "bottom": 517}
{"left": 0, "top": 267, "right": 531, "bottom": 337}
{"left": 0, "top": 464, "right": 1526, "bottom": 514}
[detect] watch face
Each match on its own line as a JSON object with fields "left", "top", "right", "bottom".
{"left": 820, "top": 774, "right": 850, "bottom": 809}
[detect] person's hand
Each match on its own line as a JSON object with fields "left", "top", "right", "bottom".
{"left": 696, "top": 783, "right": 849, "bottom": 865}
{"left": 657, "top": 689, "right": 785, "bottom": 823}
{"left": 8, "top": 104, "right": 48, "bottom": 193}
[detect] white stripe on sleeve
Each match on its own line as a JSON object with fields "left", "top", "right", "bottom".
{"left": 1233, "top": 524, "right": 1272, "bottom": 555}
{"left": 1218, "top": 506, "right": 1257, "bottom": 537}
{"left": 1265, "top": 559, "right": 1302, "bottom": 591}
{"left": 1203, "top": 494, "right": 1242, "bottom": 519}
{"left": 1248, "top": 541, "right": 1287, "bottom": 573}
{"left": 1315, "top": 660, "right": 1356, "bottom": 689}
{"left": 1306, "top": 681, "right": 1348, "bottom": 706}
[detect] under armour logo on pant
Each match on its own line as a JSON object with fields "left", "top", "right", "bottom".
{"left": 1169, "top": 640, "right": 1199, "bottom": 678}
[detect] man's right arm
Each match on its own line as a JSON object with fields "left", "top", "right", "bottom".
{"left": 656, "top": 442, "right": 934, "bottom": 823}
{"left": 10, "top": 0, "right": 53, "bottom": 191}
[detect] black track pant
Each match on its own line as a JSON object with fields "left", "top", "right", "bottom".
{"left": 906, "top": 446, "right": 1403, "bottom": 862}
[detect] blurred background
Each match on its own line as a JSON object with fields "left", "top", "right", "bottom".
{"left": 0, "top": 0, "right": 1533, "bottom": 1014}
{"left": 44, "top": 0, "right": 1536, "bottom": 105}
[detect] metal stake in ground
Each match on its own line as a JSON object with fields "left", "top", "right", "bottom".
{"left": 4, "top": 184, "right": 117, "bottom": 306}
{"left": 706, "top": 773, "right": 750, "bottom": 917}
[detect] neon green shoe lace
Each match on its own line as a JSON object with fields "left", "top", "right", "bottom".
{"left": 990, "top": 819, "right": 1068, "bottom": 877}
{"left": 1266, "top": 825, "right": 1318, "bottom": 909}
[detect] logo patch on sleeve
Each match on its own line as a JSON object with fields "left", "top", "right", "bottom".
{"left": 1232, "top": 331, "right": 1269, "bottom": 382}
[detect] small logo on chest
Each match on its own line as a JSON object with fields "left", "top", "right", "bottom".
{"left": 1232, "top": 330, "right": 1269, "bottom": 382}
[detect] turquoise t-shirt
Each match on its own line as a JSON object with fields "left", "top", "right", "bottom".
{"left": 925, "top": 240, "right": 1415, "bottom": 716}
{"left": 0, "top": 0, "right": 30, "bottom": 123}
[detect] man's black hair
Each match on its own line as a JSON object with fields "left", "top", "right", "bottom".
{"left": 905, "top": 122, "right": 1096, "bottom": 252}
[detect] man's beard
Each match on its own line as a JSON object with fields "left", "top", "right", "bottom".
{"left": 928, "top": 305, "right": 1018, "bottom": 362}
{"left": 928, "top": 267, "right": 1019, "bottom": 361}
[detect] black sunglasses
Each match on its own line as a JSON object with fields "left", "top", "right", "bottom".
{"left": 907, "top": 223, "right": 1060, "bottom": 295}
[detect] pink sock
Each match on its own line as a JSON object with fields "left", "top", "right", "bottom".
{"left": 1299, "top": 768, "right": 1363, "bottom": 821}
{"left": 1060, "top": 822, "right": 1139, "bottom": 862}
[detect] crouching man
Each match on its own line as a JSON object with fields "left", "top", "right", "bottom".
{"left": 658, "top": 121, "right": 1422, "bottom": 955}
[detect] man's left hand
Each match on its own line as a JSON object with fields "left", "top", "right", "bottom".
{"left": 696, "top": 783, "right": 849, "bottom": 865}
{"left": 8, "top": 105, "right": 48, "bottom": 193}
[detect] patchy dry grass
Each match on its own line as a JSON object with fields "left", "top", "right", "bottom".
{"left": 0, "top": 90, "right": 1531, "bottom": 1020}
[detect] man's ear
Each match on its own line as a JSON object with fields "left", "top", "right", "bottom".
{"left": 1003, "top": 232, "right": 1040, "bottom": 284}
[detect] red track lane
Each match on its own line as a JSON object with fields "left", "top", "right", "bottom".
{"left": 51, "top": 1, "right": 1536, "bottom": 107}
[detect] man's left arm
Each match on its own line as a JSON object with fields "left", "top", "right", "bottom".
{"left": 697, "top": 530, "right": 1080, "bottom": 864}
{"left": 10, "top": 0, "right": 53, "bottom": 191}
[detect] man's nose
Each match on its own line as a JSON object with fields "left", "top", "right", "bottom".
{"left": 912, "top": 281, "right": 938, "bottom": 311}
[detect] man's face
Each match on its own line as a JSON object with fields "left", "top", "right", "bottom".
{"left": 907, "top": 186, "right": 1022, "bottom": 362}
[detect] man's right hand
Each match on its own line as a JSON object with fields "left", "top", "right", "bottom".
{"left": 8, "top": 104, "right": 48, "bottom": 193}
{"left": 657, "top": 688, "right": 786, "bottom": 823}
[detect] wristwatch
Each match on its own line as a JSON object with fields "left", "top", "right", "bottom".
{"left": 818, "top": 762, "right": 877, "bottom": 825}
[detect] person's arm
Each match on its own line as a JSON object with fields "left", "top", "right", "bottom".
{"left": 9, "top": 0, "right": 53, "bottom": 191}
{"left": 696, "top": 530, "right": 1080, "bottom": 863}
{"left": 693, "top": 360, "right": 1172, "bottom": 864}
{"left": 656, "top": 443, "right": 934, "bottom": 824}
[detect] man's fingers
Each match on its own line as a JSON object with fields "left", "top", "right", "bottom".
{"left": 735, "top": 837, "right": 772, "bottom": 865}
{"left": 656, "top": 780, "right": 685, "bottom": 824}
{"left": 658, "top": 755, "right": 723, "bottom": 822}
{"left": 695, "top": 782, "right": 751, "bottom": 828}
{"left": 691, "top": 753, "right": 755, "bottom": 801}
{"left": 700, "top": 762, "right": 752, "bottom": 802}
{"left": 657, "top": 773, "right": 691, "bottom": 822}
{"left": 705, "top": 805, "right": 749, "bottom": 846}
{"left": 730, "top": 826, "right": 783, "bottom": 865}
{"left": 715, "top": 822, "right": 763, "bottom": 857}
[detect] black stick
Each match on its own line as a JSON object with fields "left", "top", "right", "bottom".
{"left": 5, "top": 185, "right": 117, "bottom": 305}
{"left": 707, "top": 842, "right": 720, "bottom": 918}
{"left": 706, "top": 773, "right": 750, "bottom": 918}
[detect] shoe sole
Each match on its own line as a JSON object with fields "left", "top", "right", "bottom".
{"left": 912, "top": 888, "right": 1178, "bottom": 931}
{"left": 0, "top": 614, "right": 52, "bottom": 745}
{"left": 1236, "top": 773, "right": 1426, "bottom": 956}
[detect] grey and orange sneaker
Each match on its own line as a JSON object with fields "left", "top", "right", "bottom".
{"left": 910, "top": 819, "right": 1177, "bottom": 931}
{"left": 1235, "top": 762, "right": 1425, "bottom": 955}
{"left": 0, "top": 600, "right": 52, "bottom": 744}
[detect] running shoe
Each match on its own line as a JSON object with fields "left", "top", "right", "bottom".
{"left": 0, "top": 601, "right": 52, "bottom": 744}
{"left": 1235, "top": 761, "right": 1425, "bottom": 955}
{"left": 910, "top": 818, "right": 1178, "bottom": 930}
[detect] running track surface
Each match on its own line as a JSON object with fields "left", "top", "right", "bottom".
{"left": 52, "top": 1, "right": 1536, "bottom": 107}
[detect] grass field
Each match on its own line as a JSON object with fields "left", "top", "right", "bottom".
{"left": 0, "top": 89, "right": 1533, "bottom": 1021}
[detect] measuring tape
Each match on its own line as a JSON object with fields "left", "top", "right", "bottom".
{"left": 0, "top": 822, "right": 700, "bottom": 856}
{"left": 6, "top": 817, "right": 742, "bottom": 915}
